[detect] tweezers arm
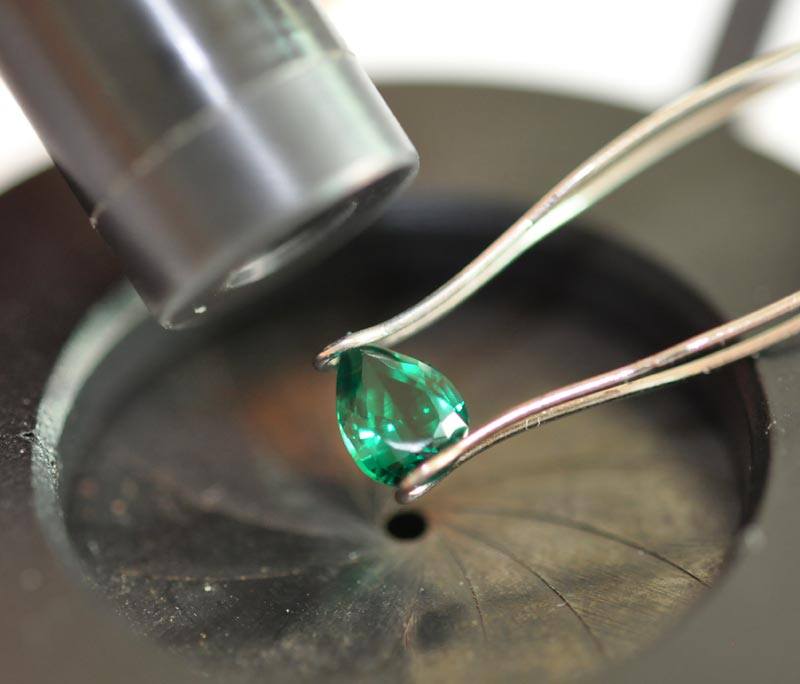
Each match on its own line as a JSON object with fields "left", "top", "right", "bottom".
{"left": 396, "top": 299, "right": 800, "bottom": 503}
{"left": 315, "top": 44, "right": 800, "bottom": 371}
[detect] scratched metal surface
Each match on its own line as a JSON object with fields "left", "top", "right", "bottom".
{"left": 59, "top": 218, "right": 748, "bottom": 682}
{"left": 9, "top": 85, "right": 800, "bottom": 684}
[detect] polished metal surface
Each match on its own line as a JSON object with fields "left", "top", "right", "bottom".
{"left": 317, "top": 45, "right": 800, "bottom": 370}
{"left": 398, "top": 293, "right": 800, "bottom": 503}
{"left": 0, "top": 0, "right": 418, "bottom": 328}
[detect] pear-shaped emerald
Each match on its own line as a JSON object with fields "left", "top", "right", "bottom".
{"left": 335, "top": 346, "right": 469, "bottom": 486}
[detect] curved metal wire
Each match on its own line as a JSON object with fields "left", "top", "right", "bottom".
{"left": 315, "top": 44, "right": 800, "bottom": 371}
{"left": 312, "top": 44, "right": 800, "bottom": 503}
{"left": 396, "top": 302, "right": 800, "bottom": 503}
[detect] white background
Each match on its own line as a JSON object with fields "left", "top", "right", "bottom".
{"left": 0, "top": 0, "right": 798, "bottom": 193}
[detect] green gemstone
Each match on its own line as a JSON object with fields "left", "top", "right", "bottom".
{"left": 335, "top": 346, "right": 469, "bottom": 486}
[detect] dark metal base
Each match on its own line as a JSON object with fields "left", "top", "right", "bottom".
{"left": 2, "top": 86, "right": 799, "bottom": 683}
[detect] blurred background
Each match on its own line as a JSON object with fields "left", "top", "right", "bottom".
{"left": 1, "top": 0, "right": 799, "bottom": 194}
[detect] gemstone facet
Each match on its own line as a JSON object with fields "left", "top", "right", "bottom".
{"left": 335, "top": 346, "right": 469, "bottom": 486}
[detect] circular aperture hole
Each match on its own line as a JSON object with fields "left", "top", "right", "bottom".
{"left": 385, "top": 511, "right": 428, "bottom": 540}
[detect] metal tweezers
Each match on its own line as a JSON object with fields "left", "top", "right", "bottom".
{"left": 315, "top": 45, "right": 800, "bottom": 504}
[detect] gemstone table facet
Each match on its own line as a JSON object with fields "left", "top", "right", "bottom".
{"left": 335, "top": 346, "right": 469, "bottom": 486}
